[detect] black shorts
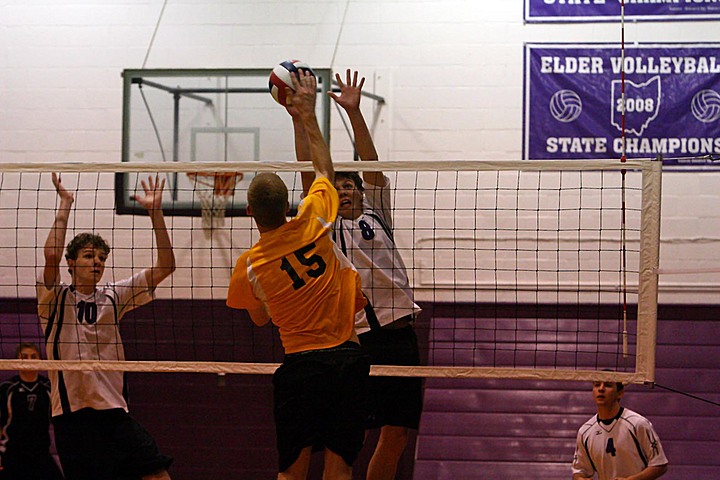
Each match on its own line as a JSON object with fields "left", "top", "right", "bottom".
{"left": 273, "top": 342, "right": 370, "bottom": 473}
{"left": 359, "top": 324, "right": 424, "bottom": 430}
{"left": 0, "top": 452, "right": 63, "bottom": 480}
{"left": 52, "top": 408, "right": 173, "bottom": 480}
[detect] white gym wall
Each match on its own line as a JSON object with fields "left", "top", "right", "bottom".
{"left": 1, "top": 0, "right": 718, "bottom": 303}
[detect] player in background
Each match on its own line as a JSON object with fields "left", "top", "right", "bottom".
{"left": 0, "top": 342, "right": 64, "bottom": 480}
{"left": 38, "top": 173, "right": 175, "bottom": 480}
{"left": 290, "top": 69, "right": 423, "bottom": 480}
{"left": 572, "top": 380, "right": 668, "bottom": 480}
{"left": 227, "top": 70, "right": 369, "bottom": 480}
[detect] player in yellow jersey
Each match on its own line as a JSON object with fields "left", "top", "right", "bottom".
{"left": 227, "top": 70, "right": 369, "bottom": 480}
{"left": 291, "top": 69, "right": 423, "bottom": 480}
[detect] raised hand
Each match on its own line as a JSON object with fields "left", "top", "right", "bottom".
{"left": 328, "top": 69, "right": 365, "bottom": 112}
{"left": 131, "top": 175, "right": 165, "bottom": 213}
{"left": 284, "top": 88, "right": 303, "bottom": 119}
{"left": 51, "top": 172, "right": 74, "bottom": 205}
{"left": 286, "top": 70, "right": 318, "bottom": 120}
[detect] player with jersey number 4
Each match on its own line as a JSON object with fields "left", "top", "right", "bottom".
{"left": 572, "top": 379, "right": 668, "bottom": 480}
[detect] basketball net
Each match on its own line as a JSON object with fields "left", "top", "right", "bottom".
{"left": 187, "top": 172, "right": 243, "bottom": 235}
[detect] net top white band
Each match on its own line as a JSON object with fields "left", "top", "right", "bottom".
{"left": 0, "top": 360, "right": 650, "bottom": 383}
{"left": 0, "top": 159, "right": 653, "bottom": 173}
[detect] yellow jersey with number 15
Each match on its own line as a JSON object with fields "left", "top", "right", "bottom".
{"left": 227, "top": 177, "right": 366, "bottom": 354}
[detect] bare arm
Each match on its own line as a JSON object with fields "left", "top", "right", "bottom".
{"left": 329, "top": 69, "right": 385, "bottom": 187}
{"left": 289, "top": 110, "right": 314, "bottom": 195}
{"left": 287, "top": 70, "right": 334, "bottom": 183}
{"left": 43, "top": 173, "right": 74, "bottom": 289}
{"left": 132, "top": 176, "right": 176, "bottom": 290}
{"left": 619, "top": 464, "right": 668, "bottom": 480}
{"left": 247, "top": 306, "right": 271, "bottom": 327}
{"left": 573, "top": 464, "right": 667, "bottom": 480}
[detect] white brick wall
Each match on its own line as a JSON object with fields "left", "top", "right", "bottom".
{"left": 1, "top": 0, "right": 719, "bottom": 302}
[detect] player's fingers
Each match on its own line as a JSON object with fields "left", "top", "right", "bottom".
{"left": 289, "top": 71, "right": 300, "bottom": 90}
{"left": 301, "top": 69, "right": 311, "bottom": 85}
{"left": 305, "top": 73, "right": 316, "bottom": 90}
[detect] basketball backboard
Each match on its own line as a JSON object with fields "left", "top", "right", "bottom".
{"left": 116, "top": 67, "right": 332, "bottom": 216}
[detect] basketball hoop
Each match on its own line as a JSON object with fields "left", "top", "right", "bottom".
{"left": 187, "top": 171, "right": 243, "bottom": 233}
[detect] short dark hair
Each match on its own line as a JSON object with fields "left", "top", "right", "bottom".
{"left": 599, "top": 369, "right": 624, "bottom": 391}
{"left": 65, "top": 233, "right": 110, "bottom": 261}
{"left": 16, "top": 342, "right": 41, "bottom": 358}
{"left": 335, "top": 171, "right": 364, "bottom": 191}
{"left": 247, "top": 173, "right": 289, "bottom": 229}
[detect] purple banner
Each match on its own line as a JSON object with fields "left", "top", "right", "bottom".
{"left": 525, "top": 0, "right": 720, "bottom": 22}
{"left": 523, "top": 44, "right": 720, "bottom": 161}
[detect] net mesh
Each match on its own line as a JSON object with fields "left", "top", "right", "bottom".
{"left": 0, "top": 160, "right": 661, "bottom": 384}
{"left": 187, "top": 172, "right": 243, "bottom": 233}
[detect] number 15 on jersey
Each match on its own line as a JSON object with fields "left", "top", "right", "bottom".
{"left": 279, "top": 242, "right": 327, "bottom": 290}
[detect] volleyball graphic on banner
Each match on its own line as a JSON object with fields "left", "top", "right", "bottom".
{"left": 691, "top": 89, "right": 720, "bottom": 123}
{"left": 268, "top": 60, "right": 315, "bottom": 106}
{"left": 549, "top": 90, "right": 582, "bottom": 123}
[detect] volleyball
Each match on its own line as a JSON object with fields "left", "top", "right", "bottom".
{"left": 690, "top": 89, "right": 720, "bottom": 123}
{"left": 268, "top": 60, "right": 315, "bottom": 106}
{"left": 549, "top": 89, "right": 582, "bottom": 123}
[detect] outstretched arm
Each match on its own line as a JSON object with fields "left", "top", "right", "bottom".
{"left": 329, "top": 69, "right": 385, "bottom": 187}
{"left": 132, "top": 176, "right": 176, "bottom": 290}
{"left": 43, "top": 173, "right": 74, "bottom": 289}
{"left": 287, "top": 70, "right": 334, "bottom": 184}
{"left": 287, "top": 103, "right": 315, "bottom": 195}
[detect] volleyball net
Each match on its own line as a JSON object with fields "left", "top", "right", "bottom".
{"left": 0, "top": 159, "right": 661, "bottom": 384}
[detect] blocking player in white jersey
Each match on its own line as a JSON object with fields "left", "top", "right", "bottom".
{"left": 291, "top": 69, "right": 423, "bottom": 480}
{"left": 572, "top": 380, "right": 668, "bottom": 480}
{"left": 37, "top": 173, "right": 176, "bottom": 480}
